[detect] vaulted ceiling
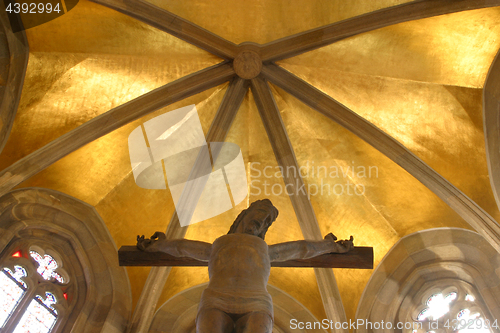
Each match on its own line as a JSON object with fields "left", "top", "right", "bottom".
{"left": 1, "top": 0, "right": 500, "bottom": 324}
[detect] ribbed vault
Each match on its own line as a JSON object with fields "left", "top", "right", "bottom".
{"left": 1, "top": 1, "right": 500, "bottom": 331}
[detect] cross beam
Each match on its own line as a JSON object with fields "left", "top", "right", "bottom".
{"left": 118, "top": 246, "right": 373, "bottom": 269}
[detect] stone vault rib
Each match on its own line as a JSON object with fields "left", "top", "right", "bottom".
{"left": 0, "top": 62, "right": 235, "bottom": 198}
{"left": 262, "top": 63, "right": 500, "bottom": 253}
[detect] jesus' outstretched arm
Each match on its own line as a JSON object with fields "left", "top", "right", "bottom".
{"left": 268, "top": 233, "right": 354, "bottom": 262}
{"left": 137, "top": 231, "right": 212, "bottom": 262}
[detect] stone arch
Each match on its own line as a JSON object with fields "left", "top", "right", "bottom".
{"left": 356, "top": 228, "right": 500, "bottom": 333}
{"left": 0, "top": 187, "right": 132, "bottom": 333}
{"left": 149, "top": 283, "right": 327, "bottom": 333}
{"left": 0, "top": 8, "right": 29, "bottom": 154}
{"left": 484, "top": 47, "right": 500, "bottom": 212}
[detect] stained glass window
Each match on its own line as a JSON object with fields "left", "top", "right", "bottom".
{"left": 417, "top": 308, "right": 430, "bottom": 321}
{"left": 0, "top": 267, "right": 27, "bottom": 327}
{"left": 457, "top": 309, "right": 469, "bottom": 320}
{"left": 417, "top": 292, "right": 459, "bottom": 322}
{"left": 412, "top": 288, "right": 492, "bottom": 333}
{"left": 30, "top": 251, "right": 64, "bottom": 283}
{"left": 12, "top": 292, "right": 58, "bottom": 333}
{"left": 4, "top": 266, "right": 28, "bottom": 288}
{"left": 1, "top": 248, "right": 68, "bottom": 333}
{"left": 426, "top": 293, "right": 440, "bottom": 306}
{"left": 456, "top": 308, "right": 490, "bottom": 332}
{"left": 444, "top": 292, "right": 457, "bottom": 303}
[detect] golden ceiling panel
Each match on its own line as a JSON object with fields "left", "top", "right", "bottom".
{"left": 0, "top": 52, "right": 220, "bottom": 171}
{"left": 4, "top": 0, "right": 499, "bottom": 325}
{"left": 24, "top": 0, "right": 220, "bottom": 58}
{"left": 272, "top": 83, "right": 472, "bottom": 233}
{"left": 11, "top": 85, "right": 227, "bottom": 310}
{"left": 280, "top": 7, "right": 500, "bottom": 88}
{"left": 270, "top": 84, "right": 471, "bottom": 320}
{"left": 144, "top": 0, "right": 411, "bottom": 45}
{"left": 278, "top": 64, "right": 500, "bottom": 223}
{"left": 17, "top": 84, "right": 226, "bottom": 214}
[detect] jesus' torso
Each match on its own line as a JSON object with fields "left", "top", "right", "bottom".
{"left": 207, "top": 233, "right": 271, "bottom": 292}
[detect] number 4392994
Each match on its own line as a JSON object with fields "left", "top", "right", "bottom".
{"left": 6, "top": 2, "right": 61, "bottom": 13}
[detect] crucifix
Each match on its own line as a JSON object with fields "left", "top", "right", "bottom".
{"left": 119, "top": 199, "right": 373, "bottom": 333}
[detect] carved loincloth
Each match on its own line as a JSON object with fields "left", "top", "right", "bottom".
{"left": 197, "top": 287, "right": 274, "bottom": 320}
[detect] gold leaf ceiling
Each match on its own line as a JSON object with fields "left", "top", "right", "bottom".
{"left": 1, "top": 0, "right": 500, "bottom": 323}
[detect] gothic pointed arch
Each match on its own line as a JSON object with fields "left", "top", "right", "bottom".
{"left": 356, "top": 228, "right": 500, "bottom": 333}
{"left": 0, "top": 188, "right": 132, "bottom": 333}
{"left": 149, "top": 283, "right": 327, "bottom": 333}
{"left": 484, "top": 47, "right": 500, "bottom": 212}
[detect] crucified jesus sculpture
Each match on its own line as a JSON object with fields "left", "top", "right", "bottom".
{"left": 137, "top": 199, "right": 354, "bottom": 333}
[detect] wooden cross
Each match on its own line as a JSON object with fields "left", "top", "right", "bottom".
{"left": 116, "top": 54, "right": 375, "bottom": 272}
{"left": 118, "top": 245, "right": 373, "bottom": 269}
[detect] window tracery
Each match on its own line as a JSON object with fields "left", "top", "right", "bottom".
{"left": 0, "top": 266, "right": 28, "bottom": 327}
{"left": 0, "top": 246, "right": 68, "bottom": 333}
{"left": 416, "top": 291, "right": 458, "bottom": 321}
{"left": 29, "top": 252, "right": 65, "bottom": 284}
{"left": 0, "top": 188, "right": 133, "bottom": 333}
{"left": 13, "top": 292, "right": 58, "bottom": 333}
{"left": 410, "top": 285, "right": 495, "bottom": 333}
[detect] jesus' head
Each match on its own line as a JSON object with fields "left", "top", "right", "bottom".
{"left": 227, "top": 199, "right": 279, "bottom": 239}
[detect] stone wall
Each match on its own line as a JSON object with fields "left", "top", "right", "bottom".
{"left": 356, "top": 228, "right": 500, "bottom": 333}
{"left": 0, "top": 188, "right": 132, "bottom": 333}
{"left": 0, "top": 9, "right": 29, "bottom": 154}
